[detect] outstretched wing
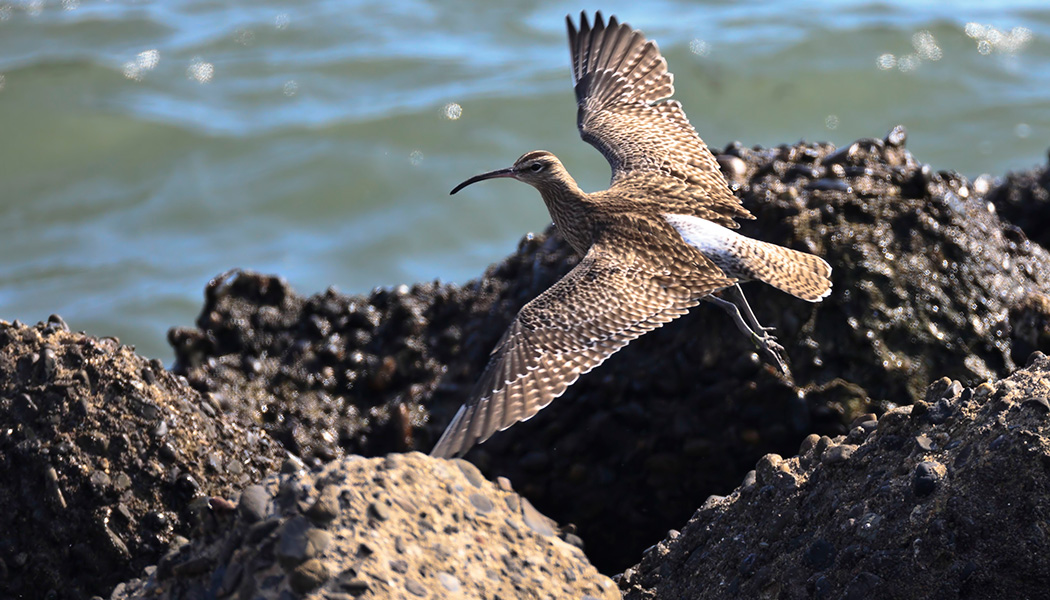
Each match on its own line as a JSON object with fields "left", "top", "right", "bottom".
{"left": 567, "top": 11, "right": 751, "bottom": 227}
{"left": 430, "top": 246, "right": 733, "bottom": 458}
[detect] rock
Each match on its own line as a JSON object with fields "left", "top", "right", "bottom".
{"left": 821, "top": 444, "right": 857, "bottom": 465}
{"left": 618, "top": 356, "right": 1050, "bottom": 599}
{"left": 238, "top": 484, "right": 271, "bottom": 523}
{"left": 111, "top": 453, "right": 618, "bottom": 600}
{"left": 985, "top": 153, "right": 1050, "bottom": 251}
{"left": 912, "top": 461, "right": 944, "bottom": 497}
{"left": 290, "top": 558, "right": 330, "bottom": 594}
{"left": 806, "top": 539, "right": 836, "bottom": 570}
{"left": 164, "top": 133, "right": 1050, "bottom": 571}
{"left": 0, "top": 321, "right": 285, "bottom": 600}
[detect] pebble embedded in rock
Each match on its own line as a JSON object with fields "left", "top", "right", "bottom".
{"left": 521, "top": 497, "right": 556, "bottom": 537}
{"left": 290, "top": 558, "right": 330, "bottom": 594}
{"left": 143, "top": 511, "right": 169, "bottom": 532}
{"left": 741, "top": 470, "right": 757, "bottom": 488}
{"left": 1021, "top": 397, "right": 1050, "bottom": 413}
{"left": 306, "top": 488, "right": 340, "bottom": 524}
{"left": 405, "top": 578, "right": 428, "bottom": 597}
{"left": 469, "top": 492, "right": 495, "bottom": 514}
{"left": 849, "top": 413, "right": 877, "bottom": 429}
{"left": 437, "top": 571, "right": 460, "bottom": 592}
{"left": 821, "top": 444, "right": 857, "bottom": 465}
{"left": 38, "top": 346, "right": 57, "bottom": 382}
{"left": 245, "top": 517, "right": 280, "bottom": 545}
{"left": 856, "top": 513, "right": 882, "bottom": 540}
{"left": 925, "top": 398, "right": 954, "bottom": 424}
{"left": 813, "top": 436, "right": 833, "bottom": 458}
{"left": 89, "top": 470, "right": 111, "bottom": 492}
{"left": 305, "top": 528, "right": 333, "bottom": 555}
{"left": 276, "top": 516, "right": 315, "bottom": 567}
{"left": 811, "top": 574, "right": 830, "bottom": 598}
{"left": 805, "top": 539, "right": 836, "bottom": 570}
{"left": 885, "top": 124, "right": 907, "bottom": 147}
{"left": 174, "top": 473, "right": 200, "bottom": 498}
{"left": 755, "top": 453, "right": 784, "bottom": 484}
{"left": 944, "top": 380, "right": 964, "bottom": 399}
{"left": 46, "top": 314, "right": 68, "bottom": 331}
{"left": 44, "top": 466, "right": 66, "bottom": 510}
{"left": 974, "top": 382, "right": 994, "bottom": 399}
{"left": 914, "top": 434, "right": 934, "bottom": 452}
{"left": 104, "top": 525, "right": 131, "bottom": 559}
{"left": 913, "top": 461, "right": 943, "bottom": 497}
{"left": 341, "top": 577, "right": 371, "bottom": 593}
{"left": 453, "top": 458, "right": 485, "bottom": 488}
{"left": 368, "top": 501, "right": 391, "bottom": 522}
{"left": 806, "top": 178, "right": 852, "bottom": 192}
{"left": 702, "top": 495, "right": 725, "bottom": 510}
{"left": 281, "top": 455, "right": 306, "bottom": 474}
{"left": 799, "top": 433, "right": 821, "bottom": 455}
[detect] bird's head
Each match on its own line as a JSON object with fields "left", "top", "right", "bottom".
{"left": 450, "top": 151, "right": 567, "bottom": 194}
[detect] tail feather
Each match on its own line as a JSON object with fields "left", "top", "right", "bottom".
{"left": 664, "top": 213, "right": 833, "bottom": 302}
{"left": 736, "top": 238, "right": 832, "bottom": 302}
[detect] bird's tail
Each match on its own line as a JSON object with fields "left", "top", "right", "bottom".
{"left": 733, "top": 236, "right": 832, "bottom": 302}
{"left": 664, "top": 213, "right": 832, "bottom": 302}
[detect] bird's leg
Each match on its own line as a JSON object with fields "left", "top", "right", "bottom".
{"left": 726, "top": 284, "right": 774, "bottom": 336}
{"left": 704, "top": 285, "right": 789, "bottom": 375}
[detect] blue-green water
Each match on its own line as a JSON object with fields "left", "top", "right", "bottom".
{"left": 1, "top": 0, "right": 1048, "bottom": 360}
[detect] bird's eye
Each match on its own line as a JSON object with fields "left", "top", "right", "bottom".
{"left": 530, "top": 163, "right": 544, "bottom": 172}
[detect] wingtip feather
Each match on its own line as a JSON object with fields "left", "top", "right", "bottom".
{"left": 430, "top": 403, "right": 468, "bottom": 458}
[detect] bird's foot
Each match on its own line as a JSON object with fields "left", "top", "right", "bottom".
{"left": 750, "top": 328, "right": 790, "bottom": 376}
{"left": 704, "top": 289, "right": 791, "bottom": 376}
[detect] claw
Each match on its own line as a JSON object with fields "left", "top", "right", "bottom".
{"left": 750, "top": 329, "right": 789, "bottom": 375}
{"left": 704, "top": 286, "right": 791, "bottom": 375}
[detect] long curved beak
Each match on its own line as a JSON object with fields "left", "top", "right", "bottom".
{"left": 450, "top": 167, "right": 516, "bottom": 195}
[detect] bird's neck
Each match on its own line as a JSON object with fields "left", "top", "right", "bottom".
{"left": 534, "top": 173, "right": 595, "bottom": 255}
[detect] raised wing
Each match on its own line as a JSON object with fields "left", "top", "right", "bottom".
{"left": 567, "top": 11, "right": 751, "bottom": 227}
{"left": 430, "top": 246, "right": 733, "bottom": 458}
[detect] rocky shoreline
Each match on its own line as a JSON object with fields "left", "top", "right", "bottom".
{"left": 2, "top": 128, "right": 1049, "bottom": 599}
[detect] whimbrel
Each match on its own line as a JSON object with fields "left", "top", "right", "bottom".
{"left": 431, "top": 12, "right": 832, "bottom": 458}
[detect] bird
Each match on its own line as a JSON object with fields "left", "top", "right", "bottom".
{"left": 430, "top": 11, "right": 832, "bottom": 458}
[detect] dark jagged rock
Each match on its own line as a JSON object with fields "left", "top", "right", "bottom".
{"left": 168, "top": 129, "right": 1050, "bottom": 572}
{"left": 167, "top": 244, "right": 578, "bottom": 464}
{"left": 619, "top": 354, "right": 1050, "bottom": 599}
{"left": 0, "top": 319, "right": 287, "bottom": 600}
{"left": 983, "top": 155, "right": 1050, "bottom": 365}
{"left": 985, "top": 150, "right": 1050, "bottom": 250}
{"left": 112, "top": 453, "right": 619, "bottom": 600}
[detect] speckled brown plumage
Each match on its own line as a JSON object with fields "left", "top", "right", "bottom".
{"left": 432, "top": 12, "right": 833, "bottom": 458}
{"left": 568, "top": 12, "right": 753, "bottom": 228}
